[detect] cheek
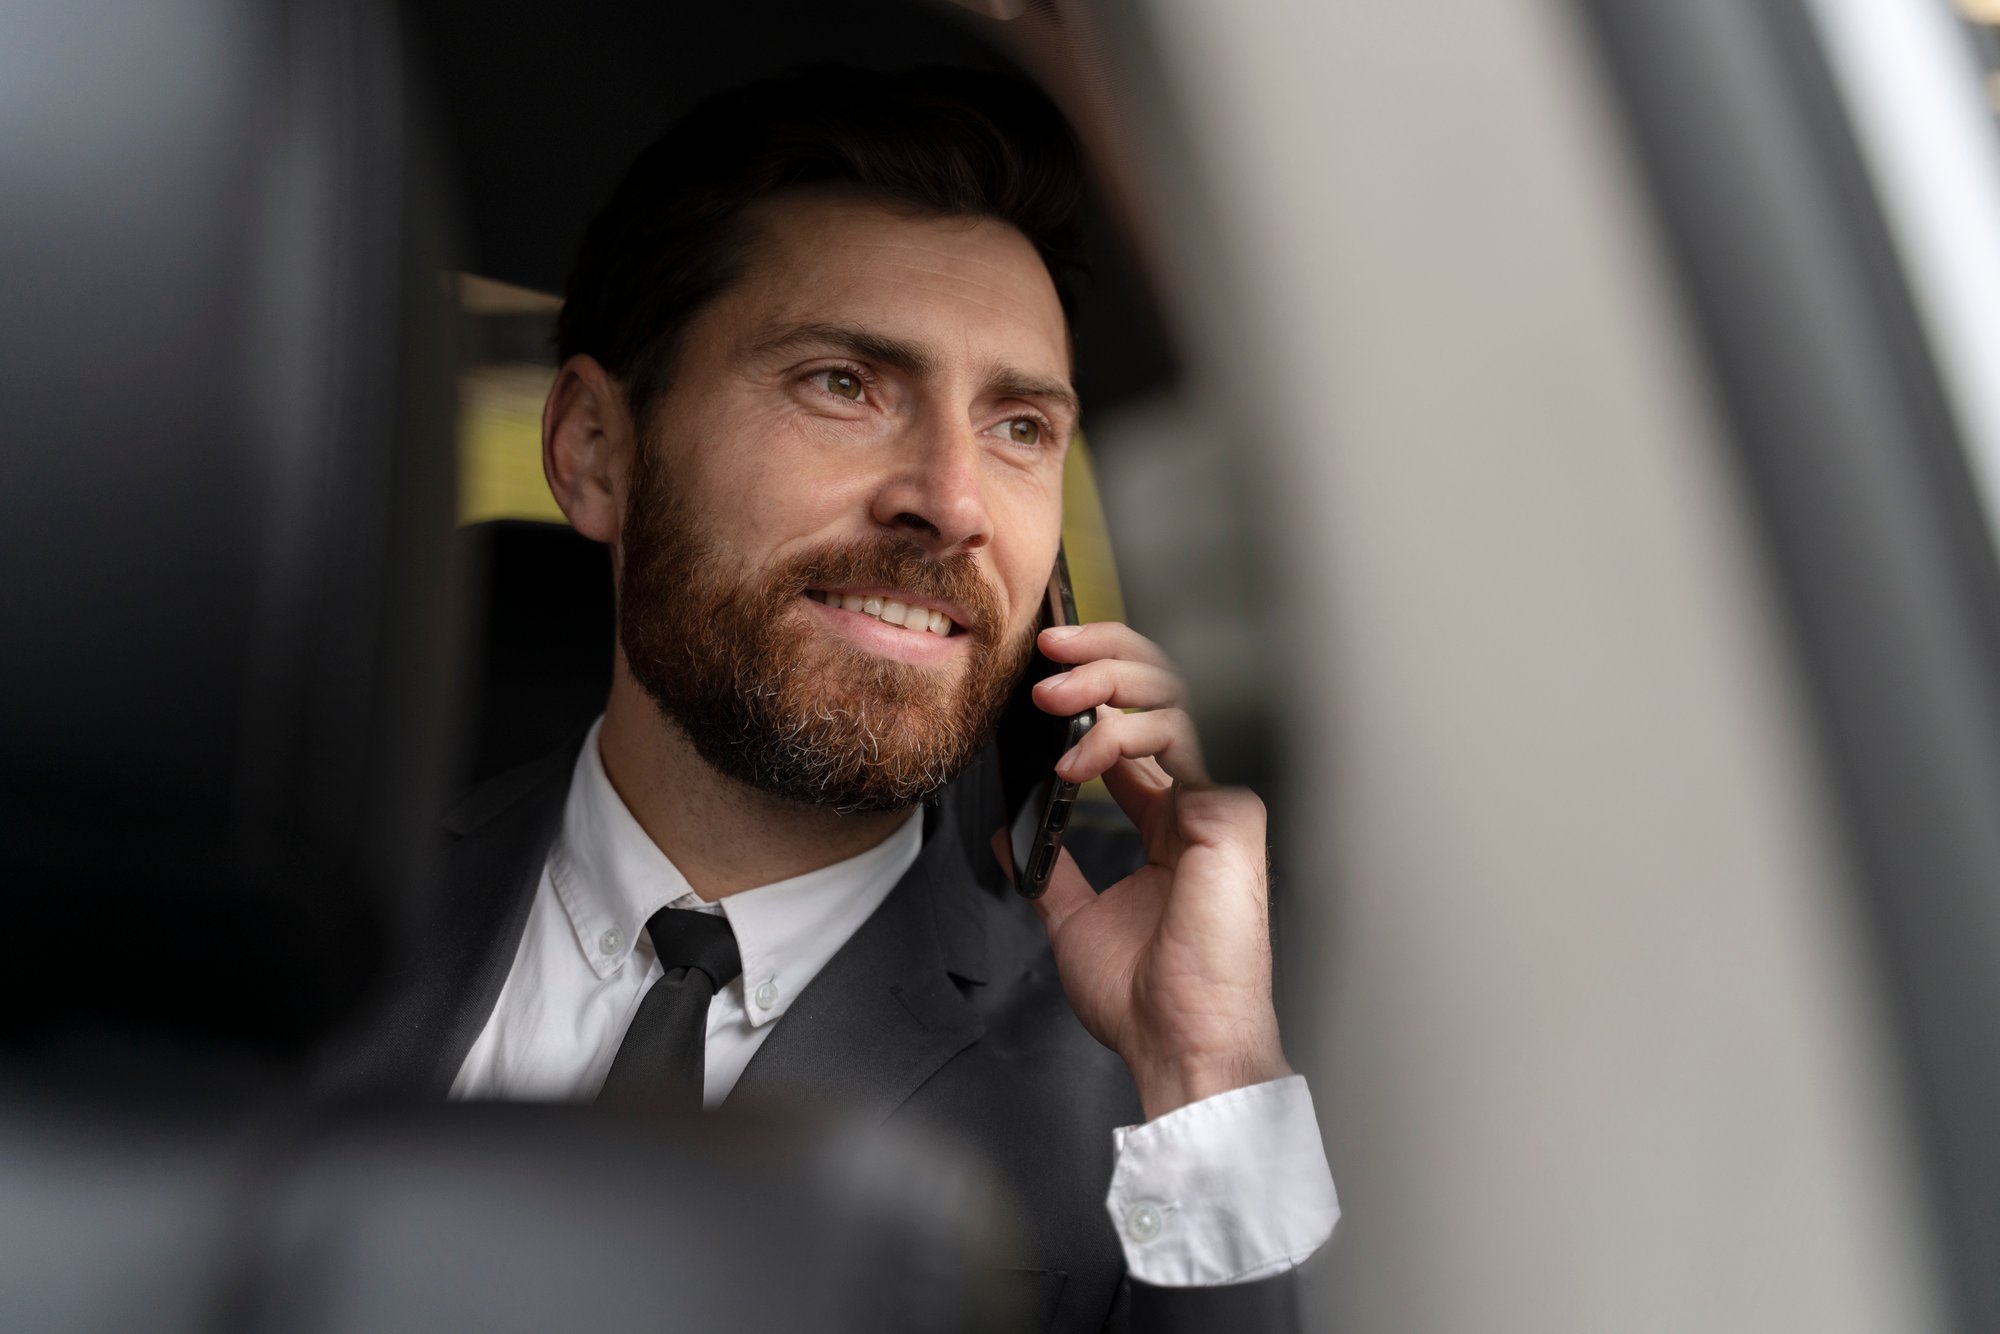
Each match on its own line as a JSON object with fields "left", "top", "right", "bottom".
{"left": 674, "top": 403, "right": 874, "bottom": 542}
{"left": 706, "top": 455, "right": 884, "bottom": 563}
{"left": 992, "top": 542, "right": 1061, "bottom": 644}
{"left": 989, "top": 481, "right": 1066, "bottom": 625}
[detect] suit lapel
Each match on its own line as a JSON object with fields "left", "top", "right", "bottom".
{"left": 322, "top": 740, "right": 580, "bottom": 1097}
{"left": 728, "top": 800, "right": 990, "bottom": 1123}
{"left": 328, "top": 739, "right": 999, "bottom": 1114}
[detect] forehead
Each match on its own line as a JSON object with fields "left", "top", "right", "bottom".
{"left": 719, "top": 188, "right": 1073, "bottom": 380}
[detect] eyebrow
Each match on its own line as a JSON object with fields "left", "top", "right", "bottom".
{"left": 748, "top": 320, "right": 1081, "bottom": 424}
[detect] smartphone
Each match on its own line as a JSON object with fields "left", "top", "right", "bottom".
{"left": 996, "top": 546, "right": 1097, "bottom": 899}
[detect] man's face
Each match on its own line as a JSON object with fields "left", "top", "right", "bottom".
{"left": 615, "top": 189, "right": 1078, "bottom": 811}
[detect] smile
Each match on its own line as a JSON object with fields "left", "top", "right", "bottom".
{"left": 804, "top": 588, "right": 961, "bottom": 638}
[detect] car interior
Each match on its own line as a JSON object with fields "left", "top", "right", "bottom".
{"left": 8, "top": 0, "right": 2000, "bottom": 1329}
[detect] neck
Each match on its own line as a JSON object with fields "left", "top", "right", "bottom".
{"left": 596, "top": 661, "right": 914, "bottom": 900}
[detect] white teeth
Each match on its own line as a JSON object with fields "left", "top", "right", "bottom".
{"left": 820, "top": 591, "right": 956, "bottom": 636}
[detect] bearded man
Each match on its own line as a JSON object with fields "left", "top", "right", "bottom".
{"left": 335, "top": 65, "right": 1337, "bottom": 1333}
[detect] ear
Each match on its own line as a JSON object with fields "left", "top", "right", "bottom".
{"left": 542, "top": 355, "right": 633, "bottom": 545}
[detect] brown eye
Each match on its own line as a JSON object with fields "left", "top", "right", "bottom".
{"left": 1007, "top": 418, "right": 1042, "bottom": 446}
{"left": 816, "top": 369, "right": 864, "bottom": 401}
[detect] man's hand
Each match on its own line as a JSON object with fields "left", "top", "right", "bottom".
{"left": 993, "top": 621, "right": 1293, "bottom": 1121}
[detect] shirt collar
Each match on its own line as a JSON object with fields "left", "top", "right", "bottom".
{"left": 549, "top": 717, "right": 923, "bottom": 1027}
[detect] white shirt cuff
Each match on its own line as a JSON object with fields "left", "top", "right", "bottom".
{"left": 1104, "top": 1074, "right": 1339, "bottom": 1287}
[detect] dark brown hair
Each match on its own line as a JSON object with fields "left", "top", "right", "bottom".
{"left": 556, "top": 64, "right": 1088, "bottom": 429}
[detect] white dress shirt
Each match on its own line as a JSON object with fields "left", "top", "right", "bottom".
{"left": 453, "top": 718, "right": 1338, "bottom": 1285}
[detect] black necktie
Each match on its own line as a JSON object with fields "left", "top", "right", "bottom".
{"left": 598, "top": 907, "right": 742, "bottom": 1108}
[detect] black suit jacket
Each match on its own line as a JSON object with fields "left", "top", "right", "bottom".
{"left": 322, "top": 738, "right": 1300, "bottom": 1333}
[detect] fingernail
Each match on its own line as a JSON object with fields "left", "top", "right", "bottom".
{"left": 1056, "top": 746, "right": 1079, "bottom": 775}
{"left": 1043, "top": 625, "right": 1083, "bottom": 641}
{"left": 1037, "top": 671, "right": 1071, "bottom": 689}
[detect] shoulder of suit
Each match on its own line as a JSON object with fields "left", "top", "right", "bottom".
{"left": 441, "top": 736, "right": 587, "bottom": 838}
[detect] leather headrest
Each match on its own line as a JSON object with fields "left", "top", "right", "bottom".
{"left": 0, "top": 0, "right": 460, "bottom": 1054}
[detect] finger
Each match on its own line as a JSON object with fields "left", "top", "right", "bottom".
{"left": 989, "top": 827, "right": 1095, "bottom": 935}
{"left": 1057, "top": 707, "right": 1210, "bottom": 789}
{"left": 1034, "top": 845, "right": 1098, "bottom": 937}
{"left": 1088, "top": 705, "right": 1173, "bottom": 803}
{"left": 1095, "top": 753, "right": 1176, "bottom": 852}
{"left": 1033, "top": 657, "right": 1184, "bottom": 715}
{"left": 1037, "top": 621, "right": 1175, "bottom": 671}
{"left": 1099, "top": 750, "right": 1172, "bottom": 814}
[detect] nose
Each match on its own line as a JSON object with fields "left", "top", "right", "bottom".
{"left": 867, "top": 414, "right": 993, "bottom": 556}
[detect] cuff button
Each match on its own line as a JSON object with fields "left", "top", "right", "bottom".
{"left": 1125, "top": 1200, "right": 1165, "bottom": 1244}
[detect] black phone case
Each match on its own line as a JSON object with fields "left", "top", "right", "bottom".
{"left": 995, "top": 547, "right": 1096, "bottom": 899}
{"left": 1015, "top": 711, "right": 1096, "bottom": 897}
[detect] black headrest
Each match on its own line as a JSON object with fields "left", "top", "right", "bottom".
{"left": 0, "top": 0, "right": 459, "bottom": 1055}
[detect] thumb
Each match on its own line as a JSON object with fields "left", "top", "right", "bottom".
{"left": 990, "top": 827, "right": 1094, "bottom": 937}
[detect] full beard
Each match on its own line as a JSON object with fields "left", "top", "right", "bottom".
{"left": 617, "top": 447, "right": 1037, "bottom": 814}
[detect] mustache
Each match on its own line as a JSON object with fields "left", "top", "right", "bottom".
{"left": 776, "top": 538, "right": 1005, "bottom": 638}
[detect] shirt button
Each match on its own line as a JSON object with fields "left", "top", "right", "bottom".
{"left": 753, "top": 979, "right": 779, "bottom": 1010}
{"left": 598, "top": 927, "right": 623, "bottom": 956}
{"left": 1124, "top": 1201, "right": 1165, "bottom": 1244}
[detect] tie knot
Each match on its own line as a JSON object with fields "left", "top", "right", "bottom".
{"left": 644, "top": 907, "right": 742, "bottom": 990}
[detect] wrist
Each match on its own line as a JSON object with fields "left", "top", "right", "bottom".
{"left": 1128, "top": 1045, "right": 1293, "bottom": 1121}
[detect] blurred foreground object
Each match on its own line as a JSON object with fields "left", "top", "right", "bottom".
{"left": 0, "top": 3, "right": 994, "bottom": 1330}
{"left": 1075, "top": 0, "right": 2000, "bottom": 1329}
{"left": 0, "top": 1090, "right": 1005, "bottom": 1334}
